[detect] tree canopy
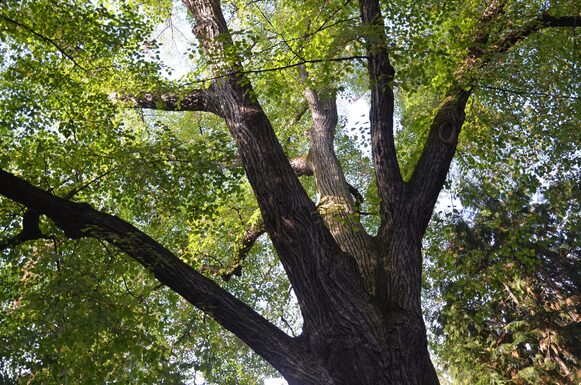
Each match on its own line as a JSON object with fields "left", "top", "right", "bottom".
{"left": 0, "top": 0, "right": 579, "bottom": 384}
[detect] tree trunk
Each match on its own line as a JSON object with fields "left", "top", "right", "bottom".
{"left": 179, "top": 1, "right": 441, "bottom": 384}
{"left": 261, "top": 231, "right": 439, "bottom": 385}
{"left": 282, "top": 222, "right": 439, "bottom": 385}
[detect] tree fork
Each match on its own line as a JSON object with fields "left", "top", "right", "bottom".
{"left": 303, "top": 86, "right": 378, "bottom": 295}
{"left": 182, "top": 0, "right": 379, "bottom": 334}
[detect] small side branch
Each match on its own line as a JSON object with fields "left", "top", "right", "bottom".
{"left": 347, "top": 183, "right": 364, "bottom": 208}
{"left": 200, "top": 218, "right": 265, "bottom": 281}
{"left": 484, "top": 13, "right": 579, "bottom": 56}
{"left": 461, "top": 11, "right": 579, "bottom": 77}
{"left": 0, "top": 209, "right": 48, "bottom": 251}
{"left": 289, "top": 155, "right": 363, "bottom": 206}
{"left": 0, "top": 14, "right": 86, "bottom": 70}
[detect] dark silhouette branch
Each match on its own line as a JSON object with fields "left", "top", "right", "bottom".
{"left": 0, "top": 168, "right": 302, "bottom": 374}
{"left": 232, "top": 55, "right": 369, "bottom": 75}
{"left": 0, "top": 209, "right": 50, "bottom": 251}
{"left": 347, "top": 183, "right": 364, "bottom": 206}
{"left": 63, "top": 169, "right": 118, "bottom": 200}
{"left": 539, "top": 14, "right": 579, "bottom": 28}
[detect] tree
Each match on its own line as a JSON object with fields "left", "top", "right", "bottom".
{"left": 420, "top": 31, "right": 580, "bottom": 382}
{"left": 425, "top": 178, "right": 580, "bottom": 384}
{"left": 0, "top": 0, "right": 578, "bottom": 384}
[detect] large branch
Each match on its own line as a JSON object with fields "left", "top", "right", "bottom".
{"left": 303, "top": 87, "right": 378, "bottom": 295}
{"left": 181, "top": 0, "right": 373, "bottom": 331}
{"left": 0, "top": 168, "right": 303, "bottom": 376}
{"left": 115, "top": 88, "right": 221, "bottom": 115}
{"left": 408, "top": 90, "right": 470, "bottom": 232}
{"left": 407, "top": 1, "right": 505, "bottom": 233}
{"left": 359, "top": 0, "right": 404, "bottom": 232}
{"left": 409, "top": 6, "right": 578, "bottom": 233}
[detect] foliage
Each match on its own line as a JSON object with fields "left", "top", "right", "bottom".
{"left": 425, "top": 79, "right": 580, "bottom": 383}
{"left": 0, "top": 1, "right": 295, "bottom": 383}
{"left": 426, "top": 175, "right": 580, "bottom": 384}
{"left": 418, "top": 1, "right": 580, "bottom": 381}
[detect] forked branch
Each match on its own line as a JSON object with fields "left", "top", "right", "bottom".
{"left": 181, "top": 0, "right": 373, "bottom": 333}
{"left": 409, "top": 6, "right": 578, "bottom": 233}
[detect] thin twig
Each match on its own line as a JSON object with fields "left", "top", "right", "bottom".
{"left": 0, "top": 14, "right": 86, "bottom": 70}
{"left": 478, "top": 84, "right": 580, "bottom": 100}
{"left": 182, "top": 55, "right": 368, "bottom": 86}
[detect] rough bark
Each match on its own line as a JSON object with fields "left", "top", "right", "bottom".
{"left": 180, "top": 0, "right": 380, "bottom": 324}
{"left": 359, "top": 0, "right": 404, "bottom": 234}
{"left": 303, "top": 87, "right": 378, "bottom": 295}
{"left": 180, "top": 2, "right": 397, "bottom": 384}
{"left": 115, "top": 88, "right": 222, "bottom": 115}
{"left": 356, "top": 2, "right": 440, "bottom": 382}
{"left": 409, "top": 91, "right": 471, "bottom": 234}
